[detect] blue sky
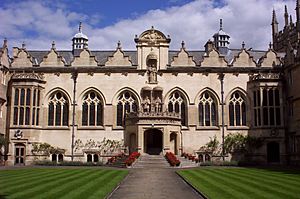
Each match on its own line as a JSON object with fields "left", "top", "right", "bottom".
{"left": 0, "top": 0, "right": 296, "bottom": 50}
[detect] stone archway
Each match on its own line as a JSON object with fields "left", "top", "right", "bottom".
{"left": 144, "top": 129, "right": 163, "bottom": 155}
{"left": 267, "top": 142, "right": 280, "bottom": 163}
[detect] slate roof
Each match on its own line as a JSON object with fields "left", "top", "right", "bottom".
{"left": 27, "top": 48, "right": 284, "bottom": 66}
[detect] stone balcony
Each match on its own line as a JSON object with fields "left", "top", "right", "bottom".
{"left": 125, "top": 110, "right": 181, "bottom": 126}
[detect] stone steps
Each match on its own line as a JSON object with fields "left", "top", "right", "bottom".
{"left": 133, "top": 155, "right": 170, "bottom": 168}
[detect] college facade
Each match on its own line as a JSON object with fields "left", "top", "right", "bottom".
{"left": 0, "top": 2, "right": 300, "bottom": 166}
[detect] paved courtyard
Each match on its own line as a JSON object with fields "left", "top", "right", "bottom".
{"left": 108, "top": 155, "right": 203, "bottom": 199}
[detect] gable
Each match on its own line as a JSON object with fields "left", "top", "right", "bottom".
{"left": 105, "top": 49, "right": 132, "bottom": 66}
{"left": 71, "top": 49, "right": 98, "bottom": 66}
{"left": 201, "top": 49, "right": 227, "bottom": 67}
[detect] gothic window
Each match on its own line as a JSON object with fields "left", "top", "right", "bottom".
{"left": 253, "top": 88, "right": 281, "bottom": 127}
{"left": 82, "top": 91, "right": 103, "bottom": 126}
{"left": 48, "top": 91, "right": 69, "bottom": 126}
{"left": 13, "top": 87, "right": 40, "bottom": 126}
{"left": 168, "top": 91, "right": 187, "bottom": 126}
{"left": 116, "top": 91, "right": 137, "bottom": 126}
{"left": 229, "top": 91, "right": 247, "bottom": 126}
{"left": 198, "top": 91, "right": 217, "bottom": 126}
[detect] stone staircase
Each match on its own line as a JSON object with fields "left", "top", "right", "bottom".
{"left": 133, "top": 154, "right": 170, "bottom": 168}
{"left": 177, "top": 156, "right": 199, "bottom": 168}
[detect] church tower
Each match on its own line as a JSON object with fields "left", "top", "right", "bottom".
{"left": 72, "top": 22, "right": 88, "bottom": 51}
{"left": 213, "top": 19, "right": 230, "bottom": 55}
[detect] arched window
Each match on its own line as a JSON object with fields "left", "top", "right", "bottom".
{"left": 93, "top": 154, "right": 99, "bottom": 162}
{"left": 116, "top": 91, "right": 138, "bottom": 126}
{"left": 48, "top": 91, "right": 69, "bottom": 126}
{"left": 51, "top": 154, "right": 57, "bottom": 162}
{"left": 82, "top": 91, "right": 103, "bottom": 126}
{"left": 58, "top": 154, "right": 64, "bottom": 162}
{"left": 168, "top": 91, "right": 187, "bottom": 126}
{"left": 229, "top": 91, "right": 247, "bottom": 126}
{"left": 87, "top": 154, "right": 92, "bottom": 162}
{"left": 198, "top": 91, "right": 217, "bottom": 126}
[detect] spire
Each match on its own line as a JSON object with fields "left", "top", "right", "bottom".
{"left": 79, "top": 22, "right": 82, "bottom": 33}
{"left": 272, "top": 9, "right": 278, "bottom": 24}
{"left": 290, "top": 15, "right": 293, "bottom": 26}
{"left": 296, "top": 0, "right": 300, "bottom": 32}
{"left": 219, "top": 19, "right": 223, "bottom": 30}
{"left": 285, "top": 5, "right": 289, "bottom": 27}
{"left": 272, "top": 9, "right": 279, "bottom": 36}
{"left": 269, "top": 42, "right": 273, "bottom": 49}
{"left": 242, "top": 41, "right": 245, "bottom": 49}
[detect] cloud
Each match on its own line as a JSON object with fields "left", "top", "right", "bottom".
{"left": 0, "top": 0, "right": 297, "bottom": 51}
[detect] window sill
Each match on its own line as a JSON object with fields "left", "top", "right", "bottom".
{"left": 77, "top": 126, "right": 105, "bottom": 130}
{"left": 10, "top": 126, "right": 42, "bottom": 129}
{"left": 196, "top": 126, "right": 220, "bottom": 130}
{"left": 112, "top": 126, "right": 124, "bottom": 130}
{"left": 227, "top": 126, "right": 249, "bottom": 130}
{"left": 44, "top": 126, "right": 70, "bottom": 130}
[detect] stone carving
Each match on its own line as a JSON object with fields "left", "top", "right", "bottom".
{"left": 154, "top": 96, "right": 162, "bottom": 113}
{"left": 14, "top": 130, "right": 23, "bottom": 139}
{"left": 250, "top": 73, "right": 281, "bottom": 81}
{"left": 142, "top": 96, "right": 151, "bottom": 112}
{"left": 141, "top": 26, "right": 163, "bottom": 45}
{"left": 147, "top": 51, "right": 158, "bottom": 84}
{"left": 148, "top": 65, "right": 157, "bottom": 83}
{"left": 13, "top": 72, "right": 45, "bottom": 80}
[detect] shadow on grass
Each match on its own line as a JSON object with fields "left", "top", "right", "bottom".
{"left": 0, "top": 195, "right": 7, "bottom": 199}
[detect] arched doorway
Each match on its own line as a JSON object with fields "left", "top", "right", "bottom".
{"left": 144, "top": 129, "right": 163, "bottom": 155}
{"left": 170, "top": 132, "right": 178, "bottom": 155}
{"left": 267, "top": 142, "right": 280, "bottom": 163}
{"left": 15, "top": 144, "right": 25, "bottom": 165}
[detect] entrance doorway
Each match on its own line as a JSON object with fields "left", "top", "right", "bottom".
{"left": 144, "top": 129, "right": 163, "bottom": 155}
{"left": 267, "top": 142, "right": 280, "bottom": 163}
{"left": 15, "top": 144, "right": 25, "bottom": 165}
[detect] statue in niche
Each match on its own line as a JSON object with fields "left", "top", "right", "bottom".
{"left": 148, "top": 64, "right": 157, "bottom": 83}
{"left": 142, "top": 96, "right": 151, "bottom": 112}
{"left": 154, "top": 96, "right": 162, "bottom": 113}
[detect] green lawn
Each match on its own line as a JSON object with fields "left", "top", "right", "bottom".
{"left": 0, "top": 167, "right": 128, "bottom": 199}
{"left": 177, "top": 167, "right": 300, "bottom": 199}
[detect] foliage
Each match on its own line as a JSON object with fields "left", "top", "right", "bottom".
{"left": 124, "top": 152, "right": 140, "bottom": 166}
{"left": 74, "top": 137, "right": 124, "bottom": 155}
{"left": 199, "top": 135, "right": 220, "bottom": 155}
{"left": 31, "top": 142, "right": 65, "bottom": 155}
{"left": 165, "top": 152, "right": 180, "bottom": 166}
{"left": 223, "top": 133, "right": 265, "bottom": 154}
{"left": 0, "top": 135, "right": 7, "bottom": 149}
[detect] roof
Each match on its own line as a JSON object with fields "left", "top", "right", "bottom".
{"left": 26, "top": 48, "right": 283, "bottom": 66}
{"left": 73, "top": 32, "right": 88, "bottom": 40}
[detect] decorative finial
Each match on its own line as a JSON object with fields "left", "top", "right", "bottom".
{"left": 3, "top": 38, "right": 7, "bottom": 47}
{"left": 117, "top": 40, "right": 121, "bottom": 49}
{"left": 22, "top": 41, "right": 26, "bottom": 49}
{"left": 269, "top": 42, "right": 272, "bottom": 49}
{"left": 290, "top": 15, "right": 293, "bottom": 25}
{"left": 151, "top": 26, "right": 154, "bottom": 30}
{"left": 51, "top": 41, "right": 56, "bottom": 50}
{"left": 181, "top": 41, "right": 185, "bottom": 49}
{"left": 79, "top": 22, "right": 82, "bottom": 33}
{"left": 220, "top": 19, "right": 223, "bottom": 30}
{"left": 242, "top": 41, "right": 245, "bottom": 49}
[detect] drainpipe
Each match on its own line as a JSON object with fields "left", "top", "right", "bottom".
{"left": 218, "top": 73, "right": 225, "bottom": 161}
{"left": 71, "top": 71, "right": 78, "bottom": 161}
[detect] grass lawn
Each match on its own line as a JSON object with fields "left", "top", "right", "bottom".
{"left": 0, "top": 167, "right": 128, "bottom": 199}
{"left": 177, "top": 167, "right": 300, "bottom": 199}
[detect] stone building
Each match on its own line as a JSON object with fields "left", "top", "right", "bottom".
{"left": 1, "top": 2, "right": 300, "bottom": 166}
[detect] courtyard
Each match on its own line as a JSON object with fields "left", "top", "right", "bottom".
{"left": 1, "top": 166, "right": 300, "bottom": 198}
